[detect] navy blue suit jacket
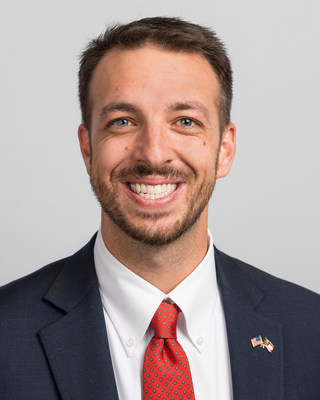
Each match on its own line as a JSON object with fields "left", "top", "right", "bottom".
{"left": 1, "top": 235, "right": 320, "bottom": 399}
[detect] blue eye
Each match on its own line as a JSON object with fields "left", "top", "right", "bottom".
{"left": 115, "top": 118, "right": 130, "bottom": 126}
{"left": 179, "top": 118, "right": 194, "bottom": 127}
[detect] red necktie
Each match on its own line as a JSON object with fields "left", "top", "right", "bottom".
{"left": 142, "top": 301, "right": 195, "bottom": 399}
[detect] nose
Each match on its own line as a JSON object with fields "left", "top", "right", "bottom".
{"left": 132, "top": 123, "right": 173, "bottom": 168}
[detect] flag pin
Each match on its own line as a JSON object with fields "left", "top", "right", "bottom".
{"left": 251, "top": 335, "right": 274, "bottom": 353}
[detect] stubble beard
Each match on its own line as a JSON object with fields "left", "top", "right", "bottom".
{"left": 90, "top": 164, "right": 217, "bottom": 246}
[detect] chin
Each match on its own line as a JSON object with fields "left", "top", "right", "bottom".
{"left": 104, "top": 207, "right": 204, "bottom": 247}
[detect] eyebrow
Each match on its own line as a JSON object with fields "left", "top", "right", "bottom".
{"left": 168, "top": 101, "right": 210, "bottom": 121}
{"left": 99, "top": 102, "right": 140, "bottom": 121}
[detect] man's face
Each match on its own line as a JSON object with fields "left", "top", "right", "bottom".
{"left": 79, "top": 45, "right": 235, "bottom": 245}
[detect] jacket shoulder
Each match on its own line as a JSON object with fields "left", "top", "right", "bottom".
{"left": 0, "top": 258, "right": 70, "bottom": 324}
{"left": 0, "top": 235, "right": 97, "bottom": 306}
{"left": 215, "top": 248, "right": 320, "bottom": 315}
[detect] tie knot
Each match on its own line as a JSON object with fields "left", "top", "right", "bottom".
{"left": 150, "top": 301, "right": 179, "bottom": 339}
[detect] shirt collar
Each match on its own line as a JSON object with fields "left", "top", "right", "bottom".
{"left": 94, "top": 228, "right": 218, "bottom": 356}
{"left": 167, "top": 232, "right": 218, "bottom": 352}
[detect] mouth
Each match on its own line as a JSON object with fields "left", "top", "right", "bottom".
{"left": 129, "top": 182, "right": 178, "bottom": 199}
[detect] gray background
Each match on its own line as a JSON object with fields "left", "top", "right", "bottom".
{"left": 1, "top": 0, "right": 319, "bottom": 293}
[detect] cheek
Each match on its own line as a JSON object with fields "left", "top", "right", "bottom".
{"left": 93, "top": 140, "right": 130, "bottom": 175}
{"left": 178, "top": 137, "right": 217, "bottom": 176}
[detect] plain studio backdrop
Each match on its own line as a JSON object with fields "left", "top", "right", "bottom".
{"left": 0, "top": 0, "right": 319, "bottom": 293}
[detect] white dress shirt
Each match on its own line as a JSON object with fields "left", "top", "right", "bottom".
{"left": 94, "top": 228, "right": 233, "bottom": 400}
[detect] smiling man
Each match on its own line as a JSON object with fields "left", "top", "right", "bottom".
{"left": 1, "top": 17, "right": 320, "bottom": 400}
{"left": 78, "top": 43, "right": 235, "bottom": 295}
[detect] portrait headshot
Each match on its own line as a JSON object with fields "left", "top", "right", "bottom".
{"left": 1, "top": 1, "right": 320, "bottom": 399}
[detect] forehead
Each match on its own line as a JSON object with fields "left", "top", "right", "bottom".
{"left": 89, "top": 45, "right": 221, "bottom": 114}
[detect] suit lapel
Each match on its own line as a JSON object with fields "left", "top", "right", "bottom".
{"left": 38, "top": 236, "right": 119, "bottom": 400}
{"left": 215, "top": 248, "right": 284, "bottom": 400}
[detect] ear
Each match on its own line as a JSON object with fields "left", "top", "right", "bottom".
{"left": 216, "top": 122, "right": 236, "bottom": 179}
{"left": 78, "top": 124, "right": 91, "bottom": 175}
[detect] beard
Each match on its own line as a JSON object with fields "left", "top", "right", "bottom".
{"left": 90, "top": 164, "right": 216, "bottom": 246}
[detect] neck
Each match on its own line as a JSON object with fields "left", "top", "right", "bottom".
{"left": 100, "top": 212, "right": 209, "bottom": 293}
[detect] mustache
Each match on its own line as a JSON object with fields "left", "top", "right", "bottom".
{"left": 113, "top": 165, "right": 193, "bottom": 181}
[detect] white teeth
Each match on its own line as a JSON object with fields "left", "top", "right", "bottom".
{"left": 130, "top": 183, "right": 177, "bottom": 199}
{"left": 155, "top": 185, "right": 161, "bottom": 194}
{"left": 146, "top": 185, "right": 155, "bottom": 194}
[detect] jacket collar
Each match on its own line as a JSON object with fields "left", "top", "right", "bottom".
{"left": 39, "top": 234, "right": 119, "bottom": 400}
{"left": 44, "top": 235, "right": 98, "bottom": 312}
{"left": 215, "top": 247, "right": 284, "bottom": 399}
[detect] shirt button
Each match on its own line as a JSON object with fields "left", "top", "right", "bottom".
{"left": 196, "top": 336, "right": 204, "bottom": 345}
{"left": 126, "top": 338, "right": 134, "bottom": 347}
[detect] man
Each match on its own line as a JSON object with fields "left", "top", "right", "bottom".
{"left": 0, "top": 17, "right": 319, "bottom": 400}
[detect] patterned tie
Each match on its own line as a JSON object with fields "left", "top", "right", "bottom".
{"left": 142, "top": 301, "right": 195, "bottom": 399}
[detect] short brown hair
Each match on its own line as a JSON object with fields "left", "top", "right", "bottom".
{"left": 78, "top": 17, "right": 233, "bottom": 134}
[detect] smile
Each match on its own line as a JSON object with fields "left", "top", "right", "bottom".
{"left": 129, "top": 183, "right": 178, "bottom": 199}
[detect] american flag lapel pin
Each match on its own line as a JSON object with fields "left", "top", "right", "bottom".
{"left": 251, "top": 335, "right": 274, "bottom": 353}
{"left": 251, "top": 335, "right": 263, "bottom": 347}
